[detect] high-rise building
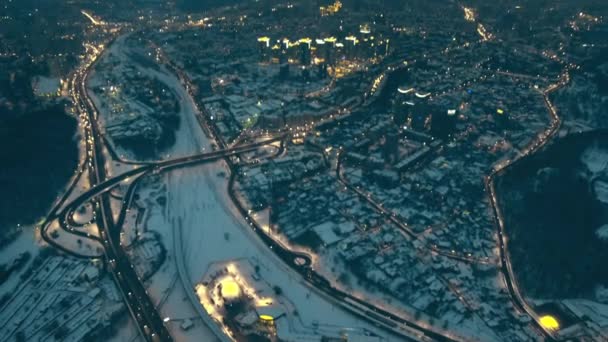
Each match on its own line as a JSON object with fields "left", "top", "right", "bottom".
{"left": 257, "top": 36, "right": 271, "bottom": 62}
{"left": 298, "top": 38, "right": 312, "bottom": 65}
{"left": 430, "top": 108, "right": 457, "bottom": 139}
{"left": 317, "top": 62, "right": 328, "bottom": 78}
{"left": 373, "top": 38, "right": 390, "bottom": 58}
{"left": 410, "top": 93, "right": 433, "bottom": 131}
{"left": 393, "top": 86, "right": 415, "bottom": 127}
{"left": 281, "top": 38, "right": 295, "bottom": 62}
{"left": 344, "top": 35, "right": 359, "bottom": 59}
{"left": 322, "top": 37, "right": 337, "bottom": 65}
{"left": 359, "top": 23, "right": 371, "bottom": 35}
{"left": 394, "top": 89, "right": 433, "bottom": 131}
{"left": 271, "top": 43, "right": 281, "bottom": 63}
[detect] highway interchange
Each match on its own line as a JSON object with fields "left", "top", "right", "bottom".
{"left": 38, "top": 11, "right": 577, "bottom": 342}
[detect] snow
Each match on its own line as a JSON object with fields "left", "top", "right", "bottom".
{"left": 46, "top": 221, "right": 104, "bottom": 257}
{"left": 105, "top": 310, "right": 146, "bottom": 342}
{"left": 88, "top": 34, "right": 206, "bottom": 163}
{"left": 314, "top": 248, "right": 502, "bottom": 342}
{"left": 93, "top": 32, "right": 403, "bottom": 341}
{"left": 0, "top": 254, "right": 124, "bottom": 342}
{"left": 312, "top": 221, "right": 343, "bottom": 246}
{"left": 593, "top": 180, "right": 608, "bottom": 205}
{"left": 130, "top": 182, "right": 220, "bottom": 342}
{"left": 142, "top": 159, "right": 399, "bottom": 340}
{"left": 32, "top": 75, "right": 61, "bottom": 96}
{"left": 0, "top": 226, "right": 40, "bottom": 265}
{"left": 563, "top": 299, "right": 608, "bottom": 328}
{"left": 138, "top": 66, "right": 206, "bottom": 158}
{"left": 596, "top": 224, "right": 608, "bottom": 242}
{"left": 112, "top": 64, "right": 222, "bottom": 339}
{"left": 581, "top": 144, "right": 608, "bottom": 174}
{"left": 0, "top": 225, "right": 42, "bottom": 294}
{"left": 596, "top": 286, "right": 608, "bottom": 304}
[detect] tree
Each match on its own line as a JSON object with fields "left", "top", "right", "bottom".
{"left": 338, "top": 272, "right": 351, "bottom": 286}
{"left": 273, "top": 285, "right": 283, "bottom": 296}
{"left": 15, "top": 331, "right": 26, "bottom": 342}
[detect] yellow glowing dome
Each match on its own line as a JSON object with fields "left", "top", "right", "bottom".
{"left": 219, "top": 278, "right": 241, "bottom": 299}
{"left": 539, "top": 315, "right": 559, "bottom": 330}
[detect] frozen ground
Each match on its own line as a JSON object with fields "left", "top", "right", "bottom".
{"left": 0, "top": 254, "right": 125, "bottom": 342}
{"left": 88, "top": 34, "right": 205, "bottom": 164}
{"left": 96, "top": 31, "right": 459, "bottom": 341}
{"left": 597, "top": 224, "right": 608, "bottom": 242}
{"left": 581, "top": 143, "right": 608, "bottom": 175}
{"left": 32, "top": 75, "right": 61, "bottom": 96}
{"left": 155, "top": 159, "right": 400, "bottom": 341}
{"left": 314, "top": 248, "right": 501, "bottom": 342}
{"left": 0, "top": 225, "right": 43, "bottom": 295}
{"left": 106, "top": 316, "right": 143, "bottom": 342}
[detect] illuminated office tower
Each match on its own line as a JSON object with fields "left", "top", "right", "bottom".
{"left": 298, "top": 38, "right": 312, "bottom": 65}
{"left": 344, "top": 35, "right": 359, "bottom": 59}
{"left": 314, "top": 39, "right": 328, "bottom": 78}
{"left": 323, "top": 36, "right": 337, "bottom": 65}
{"left": 410, "top": 91, "right": 432, "bottom": 131}
{"left": 271, "top": 43, "right": 281, "bottom": 63}
{"left": 257, "top": 36, "right": 271, "bottom": 62}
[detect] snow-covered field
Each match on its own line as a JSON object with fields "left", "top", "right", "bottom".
{"left": 88, "top": 34, "right": 205, "bottom": 163}
{"left": 314, "top": 247, "right": 502, "bottom": 342}
{"left": 597, "top": 224, "right": 608, "bottom": 242}
{"left": 115, "top": 59, "right": 402, "bottom": 338}
{"left": 142, "top": 160, "right": 399, "bottom": 341}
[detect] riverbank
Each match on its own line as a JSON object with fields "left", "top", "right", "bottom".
{"left": 497, "top": 130, "right": 608, "bottom": 299}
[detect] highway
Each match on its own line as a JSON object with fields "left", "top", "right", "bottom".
{"left": 70, "top": 40, "right": 173, "bottom": 342}
{"left": 153, "top": 39, "right": 478, "bottom": 341}
{"left": 50, "top": 135, "right": 284, "bottom": 342}
{"left": 28, "top": 7, "right": 584, "bottom": 342}
{"left": 56, "top": 21, "right": 566, "bottom": 342}
{"left": 38, "top": 30, "right": 288, "bottom": 342}
{"left": 143, "top": 39, "right": 458, "bottom": 341}
{"left": 58, "top": 136, "right": 284, "bottom": 226}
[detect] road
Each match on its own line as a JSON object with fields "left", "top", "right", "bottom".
{"left": 335, "top": 149, "right": 492, "bottom": 266}
{"left": 59, "top": 65, "right": 285, "bottom": 341}
{"left": 485, "top": 70, "right": 571, "bottom": 341}
{"left": 56, "top": 22, "right": 564, "bottom": 342}
{"left": 334, "top": 66, "right": 571, "bottom": 340}
{"left": 151, "top": 39, "right": 475, "bottom": 341}
{"left": 70, "top": 41, "right": 173, "bottom": 342}
{"left": 58, "top": 136, "right": 284, "bottom": 226}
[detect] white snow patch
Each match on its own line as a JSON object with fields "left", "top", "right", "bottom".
{"left": 156, "top": 160, "right": 398, "bottom": 340}
{"left": 596, "top": 224, "right": 608, "bottom": 242}
{"left": 581, "top": 144, "right": 608, "bottom": 174}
